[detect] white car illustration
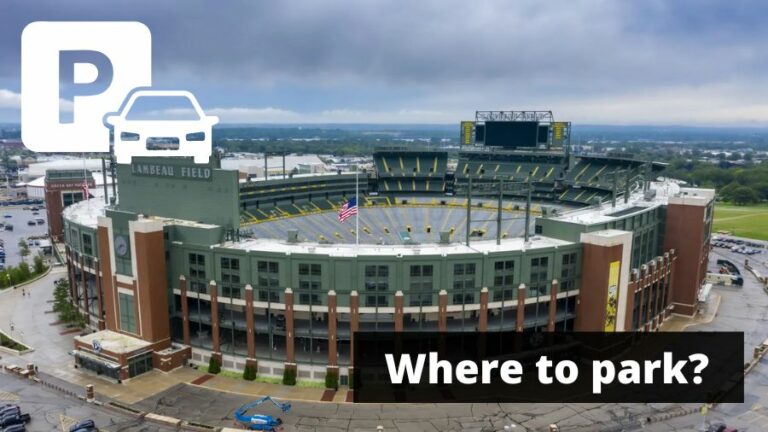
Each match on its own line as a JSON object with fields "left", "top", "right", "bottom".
{"left": 104, "top": 89, "right": 219, "bottom": 164}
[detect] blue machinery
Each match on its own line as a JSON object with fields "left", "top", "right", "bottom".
{"left": 234, "top": 397, "right": 291, "bottom": 431}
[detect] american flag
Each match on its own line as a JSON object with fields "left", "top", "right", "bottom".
{"left": 82, "top": 178, "right": 89, "bottom": 199}
{"left": 338, "top": 197, "right": 357, "bottom": 223}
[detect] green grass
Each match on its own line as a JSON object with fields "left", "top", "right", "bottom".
{"left": 196, "top": 365, "right": 326, "bottom": 387}
{"left": 713, "top": 203, "right": 768, "bottom": 241}
{"left": 0, "top": 330, "right": 30, "bottom": 351}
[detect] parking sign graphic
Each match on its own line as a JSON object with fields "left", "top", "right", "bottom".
{"left": 21, "top": 22, "right": 152, "bottom": 153}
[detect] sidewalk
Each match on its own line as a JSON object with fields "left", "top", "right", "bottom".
{"left": 659, "top": 292, "right": 721, "bottom": 332}
{"left": 0, "top": 267, "right": 344, "bottom": 406}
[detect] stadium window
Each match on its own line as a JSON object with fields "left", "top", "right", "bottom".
{"left": 220, "top": 257, "right": 241, "bottom": 298}
{"left": 535, "top": 225, "right": 543, "bottom": 235}
{"left": 69, "top": 228, "right": 80, "bottom": 249}
{"left": 409, "top": 265, "right": 433, "bottom": 306}
{"left": 119, "top": 293, "right": 137, "bottom": 334}
{"left": 493, "top": 260, "right": 515, "bottom": 301}
{"left": 298, "top": 263, "right": 322, "bottom": 304}
{"left": 189, "top": 253, "right": 206, "bottom": 280}
{"left": 529, "top": 257, "right": 549, "bottom": 296}
{"left": 81, "top": 233, "right": 93, "bottom": 256}
{"left": 62, "top": 191, "right": 84, "bottom": 207}
{"left": 452, "top": 263, "right": 476, "bottom": 305}
{"left": 257, "top": 260, "right": 280, "bottom": 302}
{"left": 364, "top": 265, "right": 389, "bottom": 303}
{"left": 560, "top": 253, "right": 578, "bottom": 292}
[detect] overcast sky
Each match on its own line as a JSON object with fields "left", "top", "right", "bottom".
{"left": 2, "top": 0, "right": 768, "bottom": 125}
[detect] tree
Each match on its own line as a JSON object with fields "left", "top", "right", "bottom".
{"left": 730, "top": 186, "right": 759, "bottom": 205}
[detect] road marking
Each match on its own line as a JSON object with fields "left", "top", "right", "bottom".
{"left": 0, "top": 391, "right": 19, "bottom": 401}
{"left": 59, "top": 414, "right": 78, "bottom": 432}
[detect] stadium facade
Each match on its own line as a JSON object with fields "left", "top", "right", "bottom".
{"left": 53, "top": 116, "right": 714, "bottom": 384}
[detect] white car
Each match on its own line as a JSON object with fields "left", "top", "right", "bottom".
{"left": 105, "top": 89, "right": 219, "bottom": 164}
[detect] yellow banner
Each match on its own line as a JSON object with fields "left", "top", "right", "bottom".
{"left": 604, "top": 260, "right": 620, "bottom": 332}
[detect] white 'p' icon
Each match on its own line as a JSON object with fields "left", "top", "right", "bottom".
{"left": 21, "top": 22, "right": 152, "bottom": 153}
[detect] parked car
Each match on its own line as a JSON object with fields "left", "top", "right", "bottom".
{"left": 3, "top": 215, "right": 11, "bottom": 219}
{"left": 707, "top": 422, "right": 738, "bottom": 432}
{"left": 0, "top": 413, "right": 30, "bottom": 428}
{"left": 35, "top": 219, "right": 44, "bottom": 225}
{"left": 68, "top": 419, "right": 98, "bottom": 432}
{"left": 26, "top": 220, "right": 35, "bottom": 226}
{"left": 2, "top": 422, "right": 26, "bottom": 432}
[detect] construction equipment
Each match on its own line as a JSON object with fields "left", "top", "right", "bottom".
{"left": 234, "top": 397, "right": 291, "bottom": 431}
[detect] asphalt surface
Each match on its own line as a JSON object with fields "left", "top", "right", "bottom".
{"left": 0, "top": 205, "right": 48, "bottom": 268}
{"left": 0, "top": 372, "right": 167, "bottom": 432}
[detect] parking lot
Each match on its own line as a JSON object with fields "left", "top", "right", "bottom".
{"left": 0, "top": 205, "right": 48, "bottom": 269}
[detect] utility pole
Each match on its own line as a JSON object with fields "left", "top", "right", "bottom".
{"left": 524, "top": 174, "right": 532, "bottom": 243}
{"left": 101, "top": 157, "right": 108, "bottom": 204}
{"left": 624, "top": 168, "right": 632, "bottom": 204}
{"left": 264, "top": 152, "right": 268, "bottom": 180}
{"left": 496, "top": 178, "right": 503, "bottom": 245}
{"left": 466, "top": 176, "right": 472, "bottom": 247}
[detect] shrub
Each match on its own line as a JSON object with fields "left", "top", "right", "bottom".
{"left": 243, "top": 364, "right": 257, "bottom": 381}
{"left": 282, "top": 366, "right": 296, "bottom": 386}
{"left": 325, "top": 369, "right": 339, "bottom": 390}
{"left": 33, "top": 255, "right": 46, "bottom": 274}
{"left": 208, "top": 356, "right": 221, "bottom": 374}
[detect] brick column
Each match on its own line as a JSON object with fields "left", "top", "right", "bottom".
{"left": 66, "top": 247, "right": 76, "bottom": 300}
{"left": 327, "top": 290, "right": 337, "bottom": 367}
{"left": 80, "top": 255, "right": 88, "bottom": 316}
{"left": 350, "top": 291, "right": 359, "bottom": 368}
{"left": 394, "top": 291, "right": 404, "bottom": 332}
{"left": 438, "top": 290, "right": 448, "bottom": 332}
{"left": 245, "top": 285, "right": 255, "bottom": 358}
{"left": 626, "top": 270, "right": 638, "bottom": 331}
{"left": 180, "top": 276, "right": 190, "bottom": 345}
{"left": 516, "top": 283, "right": 526, "bottom": 331}
{"left": 94, "top": 259, "right": 105, "bottom": 330}
{"left": 245, "top": 284, "right": 257, "bottom": 371}
{"left": 478, "top": 287, "right": 488, "bottom": 332}
{"left": 640, "top": 265, "right": 650, "bottom": 331}
{"left": 547, "top": 279, "right": 558, "bottom": 331}
{"left": 209, "top": 281, "right": 220, "bottom": 357}
{"left": 666, "top": 250, "right": 676, "bottom": 318}
{"left": 285, "top": 288, "right": 295, "bottom": 364}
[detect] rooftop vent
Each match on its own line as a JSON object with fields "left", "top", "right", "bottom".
{"left": 439, "top": 231, "right": 451, "bottom": 244}
{"left": 287, "top": 229, "right": 299, "bottom": 243}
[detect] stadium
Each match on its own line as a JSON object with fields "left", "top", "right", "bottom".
{"left": 52, "top": 111, "right": 714, "bottom": 385}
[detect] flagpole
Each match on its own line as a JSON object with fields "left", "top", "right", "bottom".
{"left": 83, "top": 152, "right": 89, "bottom": 209}
{"left": 355, "top": 170, "right": 359, "bottom": 247}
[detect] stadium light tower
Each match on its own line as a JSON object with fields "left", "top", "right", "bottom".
{"left": 459, "top": 175, "right": 534, "bottom": 246}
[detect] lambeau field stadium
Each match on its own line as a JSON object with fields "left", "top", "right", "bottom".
{"left": 50, "top": 111, "right": 714, "bottom": 385}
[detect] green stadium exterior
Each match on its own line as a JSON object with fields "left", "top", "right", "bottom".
{"left": 55, "top": 147, "right": 714, "bottom": 384}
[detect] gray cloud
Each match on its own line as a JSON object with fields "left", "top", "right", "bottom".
{"left": 3, "top": 0, "right": 768, "bottom": 124}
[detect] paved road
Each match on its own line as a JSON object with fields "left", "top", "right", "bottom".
{"left": 0, "top": 371, "right": 170, "bottom": 432}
